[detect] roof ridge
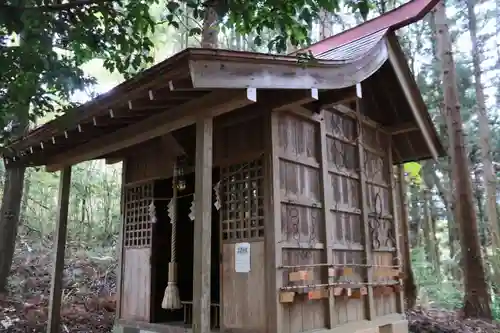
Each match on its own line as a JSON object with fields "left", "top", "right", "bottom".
{"left": 293, "top": 0, "right": 439, "bottom": 55}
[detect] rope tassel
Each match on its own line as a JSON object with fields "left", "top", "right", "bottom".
{"left": 162, "top": 162, "right": 182, "bottom": 310}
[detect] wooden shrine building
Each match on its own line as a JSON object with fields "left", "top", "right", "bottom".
{"left": 1, "top": 1, "right": 444, "bottom": 333}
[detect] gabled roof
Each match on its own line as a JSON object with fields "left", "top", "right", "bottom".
{"left": 294, "top": 0, "right": 439, "bottom": 55}
{"left": 0, "top": 48, "right": 397, "bottom": 169}
{"left": 1, "top": 0, "right": 444, "bottom": 170}
{"left": 292, "top": 0, "right": 444, "bottom": 162}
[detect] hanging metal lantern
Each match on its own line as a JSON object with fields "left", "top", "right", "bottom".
{"left": 174, "top": 156, "right": 187, "bottom": 191}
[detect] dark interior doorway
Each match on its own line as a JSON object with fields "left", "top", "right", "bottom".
{"left": 151, "top": 169, "right": 220, "bottom": 324}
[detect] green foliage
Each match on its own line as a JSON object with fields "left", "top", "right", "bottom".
{"left": 412, "top": 245, "right": 500, "bottom": 321}
{"left": 412, "top": 247, "right": 462, "bottom": 308}
{"left": 0, "top": 0, "right": 158, "bottom": 141}
{"left": 163, "top": 0, "right": 372, "bottom": 52}
{"left": 18, "top": 160, "right": 121, "bottom": 248}
{"left": 492, "top": 295, "right": 500, "bottom": 320}
{"left": 0, "top": 0, "right": 377, "bottom": 142}
{"left": 404, "top": 162, "right": 422, "bottom": 185}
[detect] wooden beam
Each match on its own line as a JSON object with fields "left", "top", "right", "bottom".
{"left": 115, "top": 161, "right": 126, "bottom": 319}
{"left": 169, "top": 78, "right": 195, "bottom": 91}
{"left": 388, "top": 143, "right": 405, "bottom": 314}
{"left": 385, "top": 122, "right": 419, "bottom": 135}
{"left": 386, "top": 35, "right": 439, "bottom": 161}
{"left": 189, "top": 56, "right": 386, "bottom": 90}
{"left": 396, "top": 164, "right": 413, "bottom": 308}
{"left": 47, "top": 166, "right": 71, "bottom": 333}
{"left": 264, "top": 111, "right": 283, "bottom": 333}
{"left": 192, "top": 117, "right": 213, "bottom": 333}
{"left": 105, "top": 157, "right": 122, "bottom": 165}
{"left": 45, "top": 89, "right": 256, "bottom": 172}
{"left": 355, "top": 93, "right": 376, "bottom": 320}
{"left": 273, "top": 88, "right": 318, "bottom": 111}
{"left": 101, "top": 134, "right": 184, "bottom": 162}
{"left": 318, "top": 112, "right": 337, "bottom": 327}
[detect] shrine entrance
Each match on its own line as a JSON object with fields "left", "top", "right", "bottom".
{"left": 150, "top": 169, "right": 221, "bottom": 329}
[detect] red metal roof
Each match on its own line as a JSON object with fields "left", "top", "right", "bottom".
{"left": 295, "top": 0, "right": 439, "bottom": 55}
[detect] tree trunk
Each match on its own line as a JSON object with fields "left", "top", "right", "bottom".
{"left": 473, "top": 169, "right": 487, "bottom": 248}
{"left": 201, "top": 2, "right": 218, "bottom": 48}
{"left": 428, "top": 198, "right": 441, "bottom": 273}
{"left": 20, "top": 170, "right": 31, "bottom": 225}
{"left": 428, "top": 10, "right": 461, "bottom": 267}
{"left": 408, "top": 182, "right": 421, "bottom": 247}
{"left": 422, "top": 188, "right": 434, "bottom": 264}
{"left": 430, "top": 169, "right": 457, "bottom": 257}
{"left": 466, "top": 0, "right": 500, "bottom": 253}
{"left": 318, "top": 10, "right": 333, "bottom": 40}
{"left": 434, "top": 0, "right": 492, "bottom": 319}
{"left": 0, "top": 167, "right": 26, "bottom": 292}
{"left": 423, "top": 162, "right": 458, "bottom": 279}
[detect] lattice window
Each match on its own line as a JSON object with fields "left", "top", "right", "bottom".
{"left": 220, "top": 158, "right": 264, "bottom": 242}
{"left": 124, "top": 182, "right": 154, "bottom": 248}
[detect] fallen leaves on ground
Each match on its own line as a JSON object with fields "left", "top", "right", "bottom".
{"left": 408, "top": 307, "right": 500, "bottom": 333}
{"left": 2, "top": 241, "right": 500, "bottom": 333}
{"left": 0, "top": 242, "right": 116, "bottom": 332}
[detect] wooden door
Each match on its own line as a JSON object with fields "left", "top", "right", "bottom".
{"left": 120, "top": 182, "right": 153, "bottom": 322}
{"left": 219, "top": 159, "right": 266, "bottom": 332}
{"left": 121, "top": 248, "right": 151, "bottom": 321}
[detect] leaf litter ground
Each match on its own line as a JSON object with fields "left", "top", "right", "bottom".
{"left": 0, "top": 242, "right": 116, "bottom": 332}
{"left": 1, "top": 244, "right": 499, "bottom": 332}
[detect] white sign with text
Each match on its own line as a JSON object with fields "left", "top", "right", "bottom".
{"left": 234, "top": 242, "right": 251, "bottom": 273}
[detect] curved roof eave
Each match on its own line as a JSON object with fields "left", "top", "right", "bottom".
{"left": 293, "top": 0, "right": 440, "bottom": 56}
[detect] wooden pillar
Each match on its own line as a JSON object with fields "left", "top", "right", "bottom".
{"left": 192, "top": 117, "right": 213, "bottom": 333}
{"left": 388, "top": 148, "right": 405, "bottom": 314}
{"left": 47, "top": 166, "right": 72, "bottom": 333}
{"left": 355, "top": 91, "right": 376, "bottom": 320}
{"left": 264, "top": 111, "right": 283, "bottom": 333}
{"left": 319, "top": 113, "right": 336, "bottom": 327}
{"left": 115, "top": 160, "right": 126, "bottom": 319}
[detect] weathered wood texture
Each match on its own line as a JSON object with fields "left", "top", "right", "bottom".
{"left": 121, "top": 248, "right": 152, "bottom": 321}
{"left": 192, "top": 117, "right": 214, "bottom": 333}
{"left": 214, "top": 111, "right": 264, "bottom": 166}
{"left": 221, "top": 242, "right": 266, "bottom": 330}
{"left": 276, "top": 112, "right": 328, "bottom": 333}
{"left": 120, "top": 182, "right": 154, "bottom": 321}
{"left": 115, "top": 161, "right": 126, "bottom": 319}
{"left": 115, "top": 97, "right": 404, "bottom": 332}
{"left": 270, "top": 103, "right": 402, "bottom": 333}
{"left": 217, "top": 112, "right": 266, "bottom": 332}
{"left": 47, "top": 167, "right": 71, "bottom": 333}
{"left": 358, "top": 113, "right": 399, "bottom": 317}
{"left": 124, "top": 139, "right": 178, "bottom": 184}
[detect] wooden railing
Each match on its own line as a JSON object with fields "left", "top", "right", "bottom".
{"left": 180, "top": 301, "right": 220, "bottom": 329}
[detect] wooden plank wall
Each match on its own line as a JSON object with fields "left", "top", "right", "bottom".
{"left": 275, "top": 111, "right": 328, "bottom": 333}
{"left": 125, "top": 138, "right": 176, "bottom": 184}
{"left": 323, "top": 107, "right": 366, "bottom": 326}
{"left": 217, "top": 112, "right": 267, "bottom": 332}
{"left": 272, "top": 103, "right": 402, "bottom": 333}
{"left": 361, "top": 122, "right": 401, "bottom": 316}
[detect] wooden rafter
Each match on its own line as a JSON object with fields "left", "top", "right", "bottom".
{"left": 386, "top": 34, "right": 439, "bottom": 161}
{"left": 44, "top": 89, "right": 257, "bottom": 172}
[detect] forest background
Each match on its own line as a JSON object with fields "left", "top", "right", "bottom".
{"left": 0, "top": 0, "right": 499, "bottom": 331}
